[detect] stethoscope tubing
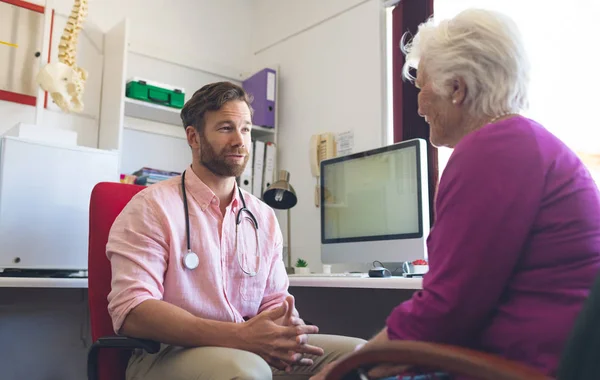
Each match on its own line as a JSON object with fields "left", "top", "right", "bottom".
{"left": 181, "top": 169, "right": 260, "bottom": 276}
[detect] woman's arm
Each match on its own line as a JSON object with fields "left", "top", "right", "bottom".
{"left": 386, "top": 127, "right": 545, "bottom": 345}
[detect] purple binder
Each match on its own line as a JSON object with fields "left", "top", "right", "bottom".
{"left": 242, "top": 68, "right": 276, "bottom": 129}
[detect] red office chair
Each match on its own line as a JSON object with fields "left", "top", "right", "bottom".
{"left": 87, "top": 182, "right": 160, "bottom": 380}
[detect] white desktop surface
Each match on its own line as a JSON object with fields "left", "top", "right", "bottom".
{"left": 288, "top": 274, "right": 423, "bottom": 289}
{"left": 0, "top": 277, "right": 88, "bottom": 288}
{"left": 0, "top": 275, "right": 422, "bottom": 290}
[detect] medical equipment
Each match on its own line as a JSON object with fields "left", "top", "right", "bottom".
{"left": 180, "top": 170, "right": 260, "bottom": 275}
{"left": 36, "top": 0, "right": 89, "bottom": 113}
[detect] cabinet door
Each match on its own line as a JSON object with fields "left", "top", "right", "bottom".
{"left": 0, "top": 1, "right": 44, "bottom": 101}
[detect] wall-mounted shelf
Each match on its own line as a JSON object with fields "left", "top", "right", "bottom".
{"left": 124, "top": 97, "right": 182, "bottom": 126}
{"left": 123, "top": 108, "right": 275, "bottom": 141}
{"left": 98, "top": 18, "right": 279, "bottom": 178}
{"left": 251, "top": 125, "right": 276, "bottom": 138}
{"left": 123, "top": 115, "right": 186, "bottom": 139}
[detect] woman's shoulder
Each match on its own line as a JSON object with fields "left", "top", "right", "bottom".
{"left": 454, "top": 115, "right": 572, "bottom": 168}
{"left": 449, "top": 116, "right": 541, "bottom": 166}
{"left": 459, "top": 115, "right": 542, "bottom": 148}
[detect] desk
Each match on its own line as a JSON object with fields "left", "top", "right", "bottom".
{"left": 0, "top": 275, "right": 419, "bottom": 378}
{"left": 0, "top": 277, "right": 88, "bottom": 288}
{"left": 288, "top": 275, "right": 422, "bottom": 340}
{"left": 0, "top": 284, "right": 89, "bottom": 380}
{"left": 288, "top": 275, "right": 422, "bottom": 289}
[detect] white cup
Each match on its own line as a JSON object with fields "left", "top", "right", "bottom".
{"left": 322, "top": 264, "right": 332, "bottom": 274}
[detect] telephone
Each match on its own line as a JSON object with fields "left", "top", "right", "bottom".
{"left": 309, "top": 133, "right": 337, "bottom": 207}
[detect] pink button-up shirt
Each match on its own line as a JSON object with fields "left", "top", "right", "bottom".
{"left": 106, "top": 168, "right": 290, "bottom": 334}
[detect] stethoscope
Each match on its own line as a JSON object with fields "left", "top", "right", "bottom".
{"left": 180, "top": 170, "right": 261, "bottom": 276}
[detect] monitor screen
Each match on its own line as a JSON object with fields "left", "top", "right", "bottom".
{"left": 321, "top": 140, "right": 424, "bottom": 244}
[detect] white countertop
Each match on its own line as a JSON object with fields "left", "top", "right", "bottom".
{"left": 0, "top": 277, "right": 88, "bottom": 288}
{"left": 0, "top": 275, "right": 422, "bottom": 290}
{"left": 288, "top": 275, "right": 422, "bottom": 289}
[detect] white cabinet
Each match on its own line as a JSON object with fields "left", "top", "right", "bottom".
{"left": 98, "top": 18, "right": 278, "bottom": 175}
{"left": 0, "top": 137, "right": 119, "bottom": 271}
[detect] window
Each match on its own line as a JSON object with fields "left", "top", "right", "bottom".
{"left": 385, "top": 5, "right": 394, "bottom": 145}
{"left": 432, "top": 1, "right": 600, "bottom": 184}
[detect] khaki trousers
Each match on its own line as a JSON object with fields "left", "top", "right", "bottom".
{"left": 125, "top": 334, "right": 366, "bottom": 380}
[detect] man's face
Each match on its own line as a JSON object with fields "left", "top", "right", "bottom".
{"left": 188, "top": 100, "right": 252, "bottom": 177}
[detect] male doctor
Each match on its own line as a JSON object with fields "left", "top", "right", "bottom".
{"left": 106, "top": 81, "right": 365, "bottom": 380}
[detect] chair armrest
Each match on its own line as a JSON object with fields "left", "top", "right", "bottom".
{"left": 87, "top": 336, "right": 160, "bottom": 380}
{"left": 325, "top": 340, "right": 551, "bottom": 380}
{"left": 93, "top": 336, "right": 161, "bottom": 353}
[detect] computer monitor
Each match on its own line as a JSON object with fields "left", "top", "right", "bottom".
{"left": 320, "top": 138, "right": 430, "bottom": 268}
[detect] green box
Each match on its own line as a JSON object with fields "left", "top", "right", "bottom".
{"left": 126, "top": 79, "right": 185, "bottom": 109}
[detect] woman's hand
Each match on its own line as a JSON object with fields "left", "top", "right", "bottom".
{"left": 309, "top": 359, "right": 338, "bottom": 380}
{"left": 310, "top": 327, "right": 407, "bottom": 380}
{"left": 309, "top": 361, "right": 408, "bottom": 380}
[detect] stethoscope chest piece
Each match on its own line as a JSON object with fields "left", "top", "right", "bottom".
{"left": 183, "top": 250, "right": 200, "bottom": 270}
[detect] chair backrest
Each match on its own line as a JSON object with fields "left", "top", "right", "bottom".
{"left": 556, "top": 270, "right": 600, "bottom": 379}
{"left": 88, "top": 182, "right": 146, "bottom": 380}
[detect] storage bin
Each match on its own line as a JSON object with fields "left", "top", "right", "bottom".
{"left": 126, "top": 78, "right": 185, "bottom": 109}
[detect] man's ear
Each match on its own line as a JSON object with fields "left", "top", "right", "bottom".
{"left": 185, "top": 126, "right": 199, "bottom": 148}
{"left": 451, "top": 77, "right": 467, "bottom": 106}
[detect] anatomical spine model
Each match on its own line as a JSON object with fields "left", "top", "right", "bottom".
{"left": 36, "top": 0, "right": 89, "bottom": 113}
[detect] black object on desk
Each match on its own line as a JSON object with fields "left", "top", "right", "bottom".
{"left": 402, "top": 273, "right": 425, "bottom": 278}
{"left": 0, "top": 268, "right": 88, "bottom": 278}
{"left": 368, "top": 267, "right": 392, "bottom": 278}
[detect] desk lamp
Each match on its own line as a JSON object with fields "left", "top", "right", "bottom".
{"left": 263, "top": 170, "right": 298, "bottom": 274}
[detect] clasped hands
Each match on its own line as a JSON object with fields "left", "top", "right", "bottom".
{"left": 239, "top": 295, "right": 324, "bottom": 372}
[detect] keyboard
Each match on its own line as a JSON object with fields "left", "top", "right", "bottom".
{"left": 0, "top": 268, "right": 88, "bottom": 278}
{"left": 289, "top": 272, "right": 368, "bottom": 278}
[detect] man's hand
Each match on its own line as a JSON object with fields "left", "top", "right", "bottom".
{"left": 237, "top": 297, "right": 324, "bottom": 371}
{"left": 277, "top": 295, "right": 305, "bottom": 327}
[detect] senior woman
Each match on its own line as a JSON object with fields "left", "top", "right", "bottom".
{"left": 311, "top": 8, "right": 600, "bottom": 380}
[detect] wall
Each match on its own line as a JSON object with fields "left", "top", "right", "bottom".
{"left": 1, "top": 0, "right": 253, "bottom": 148}
{"left": 251, "top": 0, "right": 388, "bottom": 272}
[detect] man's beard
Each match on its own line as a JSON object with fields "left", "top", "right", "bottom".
{"left": 198, "top": 134, "right": 249, "bottom": 178}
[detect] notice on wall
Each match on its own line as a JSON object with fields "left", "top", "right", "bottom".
{"left": 336, "top": 131, "right": 354, "bottom": 157}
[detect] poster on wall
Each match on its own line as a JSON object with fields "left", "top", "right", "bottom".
{"left": 0, "top": 0, "right": 44, "bottom": 105}
{"left": 336, "top": 130, "right": 354, "bottom": 157}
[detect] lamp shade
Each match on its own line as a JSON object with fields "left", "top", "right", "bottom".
{"left": 263, "top": 170, "right": 297, "bottom": 210}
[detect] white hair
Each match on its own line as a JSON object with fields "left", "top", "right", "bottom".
{"left": 402, "top": 8, "right": 530, "bottom": 118}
